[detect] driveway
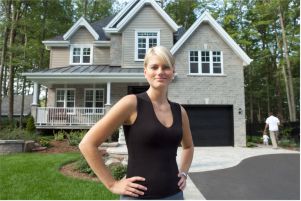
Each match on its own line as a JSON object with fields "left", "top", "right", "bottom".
{"left": 189, "top": 154, "right": 300, "bottom": 200}
{"left": 177, "top": 146, "right": 300, "bottom": 200}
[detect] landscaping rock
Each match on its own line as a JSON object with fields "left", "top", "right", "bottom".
{"left": 24, "top": 140, "right": 35, "bottom": 152}
{"left": 101, "top": 142, "right": 119, "bottom": 147}
{"left": 105, "top": 158, "right": 121, "bottom": 166}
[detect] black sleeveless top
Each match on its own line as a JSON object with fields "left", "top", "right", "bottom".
{"left": 123, "top": 92, "right": 183, "bottom": 199}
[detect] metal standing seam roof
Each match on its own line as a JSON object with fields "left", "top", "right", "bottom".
{"left": 27, "top": 65, "right": 144, "bottom": 74}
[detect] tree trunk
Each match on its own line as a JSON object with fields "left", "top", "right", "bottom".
{"left": 0, "top": 0, "right": 12, "bottom": 128}
{"left": 8, "top": 1, "right": 20, "bottom": 126}
{"left": 278, "top": 5, "right": 296, "bottom": 121}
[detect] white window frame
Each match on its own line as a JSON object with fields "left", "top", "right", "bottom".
{"left": 135, "top": 29, "right": 160, "bottom": 61}
{"left": 55, "top": 88, "right": 76, "bottom": 114}
{"left": 70, "top": 44, "right": 93, "bottom": 65}
{"left": 188, "top": 50, "right": 224, "bottom": 75}
{"left": 84, "top": 88, "right": 104, "bottom": 114}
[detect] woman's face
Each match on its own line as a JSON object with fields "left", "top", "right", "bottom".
{"left": 144, "top": 54, "right": 174, "bottom": 89}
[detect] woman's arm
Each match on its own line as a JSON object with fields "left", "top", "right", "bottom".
{"left": 79, "top": 95, "right": 147, "bottom": 197}
{"left": 178, "top": 106, "right": 194, "bottom": 191}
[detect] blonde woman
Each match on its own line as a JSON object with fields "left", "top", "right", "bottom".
{"left": 79, "top": 46, "right": 194, "bottom": 200}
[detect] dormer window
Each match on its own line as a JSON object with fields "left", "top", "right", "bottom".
{"left": 135, "top": 30, "right": 160, "bottom": 61}
{"left": 70, "top": 45, "right": 93, "bottom": 65}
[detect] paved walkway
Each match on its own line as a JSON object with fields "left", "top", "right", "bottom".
{"left": 177, "top": 146, "right": 300, "bottom": 200}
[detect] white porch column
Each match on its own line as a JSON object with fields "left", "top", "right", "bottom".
{"left": 31, "top": 82, "right": 39, "bottom": 122}
{"left": 32, "top": 82, "right": 39, "bottom": 106}
{"left": 105, "top": 82, "right": 111, "bottom": 106}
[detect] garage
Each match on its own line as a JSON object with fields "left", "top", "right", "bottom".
{"left": 183, "top": 105, "right": 234, "bottom": 146}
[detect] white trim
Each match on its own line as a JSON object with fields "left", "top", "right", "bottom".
{"left": 104, "top": 0, "right": 179, "bottom": 33}
{"left": 106, "top": 82, "right": 111, "bottom": 105}
{"left": 55, "top": 88, "right": 76, "bottom": 108}
{"left": 135, "top": 29, "right": 160, "bottom": 61}
{"left": 42, "top": 41, "right": 70, "bottom": 47}
{"left": 104, "top": 0, "right": 138, "bottom": 30}
{"left": 93, "top": 41, "right": 111, "bottom": 47}
{"left": 69, "top": 44, "right": 93, "bottom": 65}
{"left": 171, "top": 11, "right": 252, "bottom": 65}
{"left": 63, "top": 17, "right": 99, "bottom": 40}
{"left": 84, "top": 88, "right": 105, "bottom": 113}
{"left": 188, "top": 50, "right": 224, "bottom": 75}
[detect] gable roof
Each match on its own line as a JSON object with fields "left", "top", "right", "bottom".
{"left": 63, "top": 17, "right": 99, "bottom": 40}
{"left": 104, "top": 0, "right": 179, "bottom": 33}
{"left": 42, "top": 16, "right": 114, "bottom": 47}
{"left": 170, "top": 11, "right": 252, "bottom": 66}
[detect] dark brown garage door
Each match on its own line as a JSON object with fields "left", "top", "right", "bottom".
{"left": 183, "top": 105, "right": 234, "bottom": 146}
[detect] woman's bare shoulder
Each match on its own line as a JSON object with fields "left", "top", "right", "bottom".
{"left": 117, "top": 94, "right": 137, "bottom": 110}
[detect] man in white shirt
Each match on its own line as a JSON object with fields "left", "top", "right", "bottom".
{"left": 264, "top": 112, "right": 280, "bottom": 148}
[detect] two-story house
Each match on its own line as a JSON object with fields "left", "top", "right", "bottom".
{"left": 23, "top": 0, "right": 252, "bottom": 147}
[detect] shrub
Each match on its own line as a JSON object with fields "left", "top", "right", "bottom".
{"left": 247, "top": 135, "right": 262, "bottom": 144}
{"left": 0, "top": 128, "right": 37, "bottom": 140}
{"left": 38, "top": 137, "right": 51, "bottom": 147}
{"left": 66, "top": 131, "right": 86, "bottom": 146}
{"left": 75, "top": 156, "right": 127, "bottom": 180}
{"left": 75, "top": 156, "right": 95, "bottom": 176}
{"left": 26, "top": 116, "right": 36, "bottom": 132}
{"left": 109, "top": 164, "right": 127, "bottom": 180}
{"left": 246, "top": 142, "right": 258, "bottom": 147}
{"left": 54, "top": 130, "right": 65, "bottom": 141}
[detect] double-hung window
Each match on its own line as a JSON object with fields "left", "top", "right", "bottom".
{"left": 84, "top": 89, "right": 104, "bottom": 114}
{"left": 56, "top": 89, "right": 75, "bottom": 113}
{"left": 135, "top": 30, "right": 160, "bottom": 60}
{"left": 189, "top": 50, "right": 223, "bottom": 75}
{"left": 70, "top": 45, "right": 92, "bottom": 64}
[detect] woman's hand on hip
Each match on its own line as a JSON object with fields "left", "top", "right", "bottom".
{"left": 178, "top": 173, "right": 187, "bottom": 191}
{"left": 109, "top": 176, "right": 147, "bottom": 197}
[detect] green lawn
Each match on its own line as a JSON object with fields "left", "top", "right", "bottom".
{"left": 0, "top": 152, "right": 119, "bottom": 200}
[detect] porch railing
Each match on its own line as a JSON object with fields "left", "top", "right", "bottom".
{"left": 36, "top": 107, "right": 104, "bottom": 126}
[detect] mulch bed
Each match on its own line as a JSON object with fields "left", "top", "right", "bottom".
{"left": 36, "top": 139, "right": 98, "bottom": 181}
{"left": 39, "top": 139, "right": 79, "bottom": 153}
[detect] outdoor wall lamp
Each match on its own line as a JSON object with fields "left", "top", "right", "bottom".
{"left": 238, "top": 108, "right": 243, "bottom": 115}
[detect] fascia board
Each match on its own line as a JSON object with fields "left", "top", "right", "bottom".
{"left": 171, "top": 11, "right": 252, "bottom": 65}
{"left": 63, "top": 17, "right": 99, "bottom": 40}
{"left": 93, "top": 41, "right": 111, "bottom": 47}
{"left": 42, "top": 41, "right": 70, "bottom": 47}
{"left": 116, "top": 0, "right": 179, "bottom": 32}
{"left": 104, "top": 0, "right": 138, "bottom": 30}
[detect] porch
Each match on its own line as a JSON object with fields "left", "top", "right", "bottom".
{"left": 35, "top": 107, "right": 104, "bottom": 129}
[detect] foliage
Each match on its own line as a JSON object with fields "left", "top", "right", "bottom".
{"left": 246, "top": 142, "right": 258, "bottom": 148}
{"left": 25, "top": 115, "right": 36, "bottom": 132}
{"left": 0, "top": 128, "right": 37, "bottom": 140}
{"left": 247, "top": 135, "right": 262, "bottom": 144}
{"left": 109, "top": 163, "right": 127, "bottom": 180}
{"left": 278, "top": 138, "right": 299, "bottom": 148}
{"left": 0, "top": 153, "right": 118, "bottom": 199}
{"left": 76, "top": 155, "right": 127, "bottom": 180}
{"left": 75, "top": 155, "right": 96, "bottom": 176}
{"left": 66, "top": 130, "right": 86, "bottom": 146}
{"left": 53, "top": 130, "right": 65, "bottom": 141}
{"left": 38, "top": 136, "right": 52, "bottom": 147}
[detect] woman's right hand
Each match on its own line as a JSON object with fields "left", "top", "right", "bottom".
{"left": 109, "top": 176, "right": 147, "bottom": 197}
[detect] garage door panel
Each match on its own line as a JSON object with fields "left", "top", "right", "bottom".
{"left": 184, "top": 105, "right": 234, "bottom": 146}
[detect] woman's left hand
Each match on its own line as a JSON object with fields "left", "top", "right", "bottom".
{"left": 177, "top": 173, "right": 187, "bottom": 191}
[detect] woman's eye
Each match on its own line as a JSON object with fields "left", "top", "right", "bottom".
{"left": 150, "top": 66, "right": 158, "bottom": 70}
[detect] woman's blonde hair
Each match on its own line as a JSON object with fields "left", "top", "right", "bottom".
{"left": 144, "top": 46, "right": 175, "bottom": 69}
